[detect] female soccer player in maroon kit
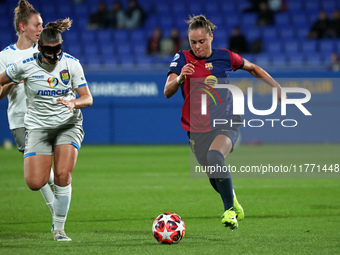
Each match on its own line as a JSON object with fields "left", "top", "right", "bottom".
{"left": 164, "top": 14, "right": 282, "bottom": 230}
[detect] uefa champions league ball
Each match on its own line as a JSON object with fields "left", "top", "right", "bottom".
{"left": 152, "top": 212, "right": 186, "bottom": 244}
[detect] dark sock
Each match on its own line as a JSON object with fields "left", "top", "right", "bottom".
{"left": 207, "top": 150, "right": 234, "bottom": 211}
{"left": 209, "top": 178, "right": 218, "bottom": 192}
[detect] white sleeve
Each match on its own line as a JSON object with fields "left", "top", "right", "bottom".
{"left": 0, "top": 53, "right": 7, "bottom": 73}
{"left": 5, "top": 61, "right": 25, "bottom": 83}
{"left": 71, "top": 60, "right": 87, "bottom": 89}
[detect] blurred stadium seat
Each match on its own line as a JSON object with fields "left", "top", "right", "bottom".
{"left": 113, "top": 30, "right": 129, "bottom": 42}
{"left": 246, "top": 28, "right": 262, "bottom": 42}
{"left": 305, "top": 55, "right": 324, "bottom": 66}
{"left": 1, "top": 0, "right": 336, "bottom": 71}
{"left": 305, "top": 1, "right": 320, "bottom": 13}
{"left": 289, "top": 54, "right": 305, "bottom": 66}
{"left": 187, "top": 3, "right": 202, "bottom": 14}
{"left": 319, "top": 40, "right": 335, "bottom": 54}
{"left": 99, "top": 46, "right": 115, "bottom": 58}
{"left": 279, "top": 28, "right": 295, "bottom": 40}
{"left": 287, "top": 1, "right": 303, "bottom": 12}
{"left": 67, "top": 45, "right": 83, "bottom": 59}
{"left": 267, "top": 41, "right": 282, "bottom": 54}
{"left": 97, "top": 30, "right": 112, "bottom": 42}
{"left": 262, "top": 27, "right": 277, "bottom": 41}
{"left": 284, "top": 41, "right": 300, "bottom": 54}
{"left": 275, "top": 13, "right": 290, "bottom": 27}
{"left": 291, "top": 13, "right": 307, "bottom": 27}
{"left": 271, "top": 54, "right": 287, "bottom": 67}
{"left": 81, "top": 30, "right": 96, "bottom": 44}
{"left": 254, "top": 54, "right": 271, "bottom": 67}
{"left": 301, "top": 40, "right": 318, "bottom": 53}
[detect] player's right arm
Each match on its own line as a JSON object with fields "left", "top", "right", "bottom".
{"left": 164, "top": 51, "right": 195, "bottom": 99}
{"left": 0, "top": 82, "right": 18, "bottom": 100}
{"left": 0, "top": 62, "right": 25, "bottom": 98}
{"left": 164, "top": 63, "right": 195, "bottom": 99}
{"left": 0, "top": 55, "right": 22, "bottom": 99}
{"left": 0, "top": 52, "right": 13, "bottom": 100}
{"left": 0, "top": 71, "right": 14, "bottom": 97}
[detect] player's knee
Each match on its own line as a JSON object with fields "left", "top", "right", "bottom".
{"left": 25, "top": 178, "right": 45, "bottom": 191}
{"left": 207, "top": 150, "right": 224, "bottom": 166}
{"left": 54, "top": 171, "right": 72, "bottom": 186}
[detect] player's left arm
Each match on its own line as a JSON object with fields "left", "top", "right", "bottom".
{"left": 241, "top": 58, "right": 282, "bottom": 101}
{"left": 56, "top": 85, "right": 93, "bottom": 112}
{"left": 57, "top": 60, "right": 93, "bottom": 112}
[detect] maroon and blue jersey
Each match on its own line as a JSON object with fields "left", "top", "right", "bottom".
{"left": 167, "top": 49, "right": 244, "bottom": 132}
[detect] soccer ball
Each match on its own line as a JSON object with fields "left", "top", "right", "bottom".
{"left": 152, "top": 212, "right": 186, "bottom": 244}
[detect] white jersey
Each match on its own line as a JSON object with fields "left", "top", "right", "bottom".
{"left": 5, "top": 52, "right": 88, "bottom": 130}
{"left": 0, "top": 43, "right": 38, "bottom": 130}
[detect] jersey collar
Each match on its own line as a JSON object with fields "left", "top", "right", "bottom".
{"left": 189, "top": 49, "right": 214, "bottom": 60}
{"left": 11, "top": 43, "right": 37, "bottom": 50}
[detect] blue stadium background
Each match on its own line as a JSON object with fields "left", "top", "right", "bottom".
{"left": 0, "top": 0, "right": 339, "bottom": 145}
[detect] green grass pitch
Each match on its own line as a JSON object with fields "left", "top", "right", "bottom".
{"left": 0, "top": 144, "right": 339, "bottom": 254}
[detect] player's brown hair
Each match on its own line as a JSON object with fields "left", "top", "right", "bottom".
{"left": 39, "top": 18, "right": 72, "bottom": 44}
{"left": 14, "top": 0, "right": 40, "bottom": 36}
{"left": 185, "top": 14, "right": 217, "bottom": 35}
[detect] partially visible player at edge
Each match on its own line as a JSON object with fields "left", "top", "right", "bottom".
{"left": 0, "top": 18, "right": 93, "bottom": 241}
{"left": 164, "top": 15, "right": 282, "bottom": 230}
{"left": 0, "top": 0, "right": 56, "bottom": 231}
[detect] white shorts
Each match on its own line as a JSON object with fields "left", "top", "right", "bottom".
{"left": 24, "top": 125, "right": 84, "bottom": 158}
{"left": 11, "top": 127, "right": 26, "bottom": 153}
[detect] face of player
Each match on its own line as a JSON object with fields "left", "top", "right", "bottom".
{"left": 21, "top": 14, "right": 43, "bottom": 44}
{"left": 39, "top": 42, "right": 63, "bottom": 65}
{"left": 188, "top": 28, "right": 213, "bottom": 59}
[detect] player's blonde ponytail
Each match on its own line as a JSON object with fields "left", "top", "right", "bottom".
{"left": 39, "top": 18, "right": 72, "bottom": 44}
{"left": 44, "top": 18, "right": 72, "bottom": 33}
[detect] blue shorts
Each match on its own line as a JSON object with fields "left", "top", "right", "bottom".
{"left": 187, "top": 124, "right": 239, "bottom": 166}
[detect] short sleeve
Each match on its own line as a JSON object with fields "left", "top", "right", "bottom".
{"left": 71, "top": 60, "right": 87, "bottom": 89}
{"left": 167, "top": 51, "right": 187, "bottom": 76}
{"left": 0, "top": 55, "right": 6, "bottom": 72}
{"left": 5, "top": 61, "right": 25, "bottom": 83}
{"left": 228, "top": 50, "right": 244, "bottom": 71}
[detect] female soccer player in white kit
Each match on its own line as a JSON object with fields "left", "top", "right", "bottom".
{"left": 0, "top": 0, "right": 56, "bottom": 231}
{"left": 0, "top": 18, "right": 93, "bottom": 241}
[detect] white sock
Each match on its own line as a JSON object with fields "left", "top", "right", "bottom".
{"left": 40, "top": 168, "right": 55, "bottom": 214}
{"left": 40, "top": 184, "right": 54, "bottom": 214}
{"left": 48, "top": 168, "right": 55, "bottom": 191}
{"left": 53, "top": 184, "right": 72, "bottom": 231}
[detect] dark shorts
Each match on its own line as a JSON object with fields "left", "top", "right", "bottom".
{"left": 187, "top": 124, "right": 240, "bottom": 166}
